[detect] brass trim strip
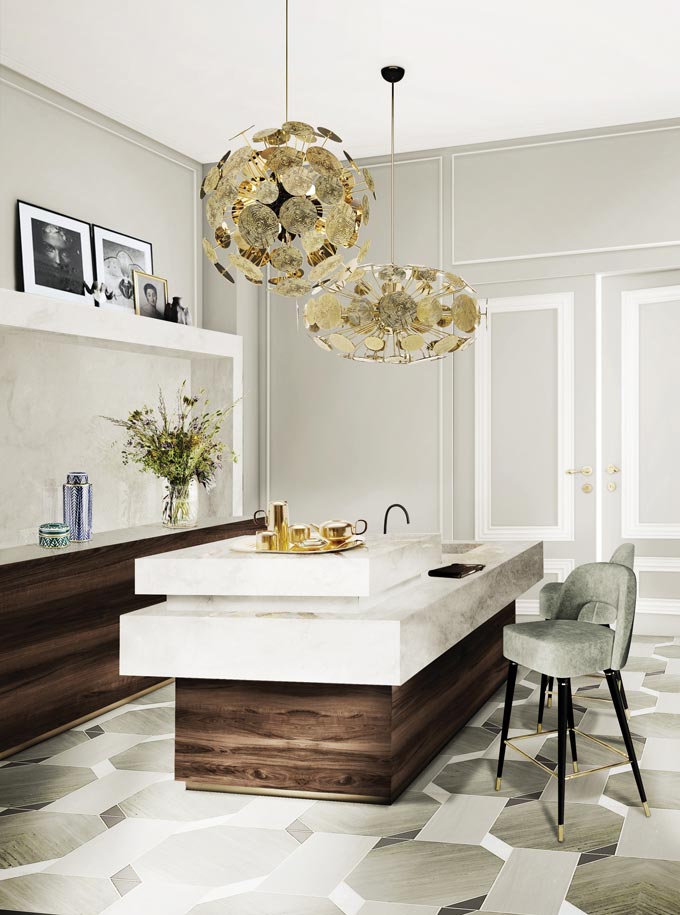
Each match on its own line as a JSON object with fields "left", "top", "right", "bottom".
{"left": 185, "top": 780, "right": 387, "bottom": 804}
{"left": 0, "top": 679, "right": 174, "bottom": 760}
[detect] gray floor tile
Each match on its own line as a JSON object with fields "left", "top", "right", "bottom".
{"left": 8, "top": 731, "right": 89, "bottom": 762}
{"left": 118, "top": 778, "right": 250, "bottom": 820}
{"left": 110, "top": 738, "right": 174, "bottom": 772}
{"left": 189, "top": 893, "right": 343, "bottom": 914}
{"left": 567, "top": 855, "right": 680, "bottom": 914}
{"left": 0, "top": 764, "right": 95, "bottom": 807}
{"left": 300, "top": 791, "right": 439, "bottom": 837}
{"left": 0, "top": 872, "right": 118, "bottom": 915}
{"left": 434, "top": 758, "right": 551, "bottom": 799}
{"left": 101, "top": 706, "right": 175, "bottom": 735}
{"left": 0, "top": 809, "right": 105, "bottom": 867}
{"left": 606, "top": 768, "right": 680, "bottom": 809}
{"left": 345, "top": 840, "right": 503, "bottom": 907}
{"left": 482, "top": 847, "right": 578, "bottom": 915}
{"left": 490, "top": 800, "right": 622, "bottom": 852}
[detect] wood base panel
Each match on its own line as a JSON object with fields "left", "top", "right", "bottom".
{"left": 175, "top": 602, "right": 514, "bottom": 803}
{"left": 0, "top": 517, "right": 262, "bottom": 755}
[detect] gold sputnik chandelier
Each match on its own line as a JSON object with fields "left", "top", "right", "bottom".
{"left": 200, "top": 0, "right": 374, "bottom": 296}
{"left": 304, "top": 66, "right": 481, "bottom": 363}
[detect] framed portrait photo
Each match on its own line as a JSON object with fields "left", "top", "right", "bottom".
{"left": 92, "top": 225, "right": 153, "bottom": 313}
{"left": 132, "top": 270, "right": 168, "bottom": 320}
{"left": 18, "top": 201, "right": 94, "bottom": 304}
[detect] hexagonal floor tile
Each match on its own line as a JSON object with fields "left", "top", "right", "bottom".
{"left": 118, "top": 779, "right": 250, "bottom": 820}
{"left": 300, "top": 791, "right": 440, "bottom": 837}
{"left": 134, "top": 825, "right": 298, "bottom": 886}
{"left": 485, "top": 703, "right": 584, "bottom": 732}
{"left": 0, "top": 764, "right": 95, "bottom": 807}
{"left": 0, "top": 873, "right": 118, "bottom": 915}
{"left": 433, "top": 757, "right": 551, "bottom": 799}
{"left": 644, "top": 675, "right": 680, "bottom": 694}
{"left": 345, "top": 839, "right": 502, "bottom": 907}
{"left": 490, "top": 800, "right": 622, "bottom": 852}
{"left": 101, "top": 707, "right": 175, "bottom": 735}
{"left": 606, "top": 769, "right": 680, "bottom": 810}
{"left": 654, "top": 645, "right": 680, "bottom": 660}
{"left": 567, "top": 855, "right": 680, "bottom": 915}
{"left": 0, "top": 810, "right": 105, "bottom": 867}
{"left": 110, "top": 738, "right": 173, "bottom": 772}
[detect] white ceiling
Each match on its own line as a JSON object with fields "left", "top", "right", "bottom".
{"left": 1, "top": 0, "right": 679, "bottom": 163}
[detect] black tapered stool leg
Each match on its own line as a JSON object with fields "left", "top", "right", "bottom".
{"left": 616, "top": 670, "right": 631, "bottom": 720}
{"left": 547, "top": 675, "right": 554, "bottom": 708}
{"left": 557, "top": 678, "right": 568, "bottom": 842}
{"left": 495, "top": 661, "right": 518, "bottom": 791}
{"left": 537, "top": 674, "right": 548, "bottom": 733}
{"left": 566, "top": 679, "right": 579, "bottom": 773}
{"left": 605, "top": 669, "right": 650, "bottom": 816}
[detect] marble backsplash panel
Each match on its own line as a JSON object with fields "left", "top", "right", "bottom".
{"left": 0, "top": 333, "right": 234, "bottom": 548}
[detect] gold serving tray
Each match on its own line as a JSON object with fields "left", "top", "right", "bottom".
{"left": 231, "top": 536, "right": 365, "bottom": 555}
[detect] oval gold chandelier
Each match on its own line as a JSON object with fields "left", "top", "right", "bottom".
{"left": 200, "top": 0, "right": 374, "bottom": 296}
{"left": 303, "top": 66, "right": 481, "bottom": 363}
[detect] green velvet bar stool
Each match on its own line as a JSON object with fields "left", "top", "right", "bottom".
{"left": 537, "top": 544, "right": 635, "bottom": 727}
{"left": 495, "top": 562, "right": 650, "bottom": 842}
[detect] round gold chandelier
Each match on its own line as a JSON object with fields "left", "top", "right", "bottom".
{"left": 304, "top": 66, "right": 481, "bottom": 363}
{"left": 200, "top": 1, "right": 374, "bottom": 296}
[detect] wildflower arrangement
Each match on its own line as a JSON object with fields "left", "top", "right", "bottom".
{"left": 104, "top": 381, "right": 237, "bottom": 488}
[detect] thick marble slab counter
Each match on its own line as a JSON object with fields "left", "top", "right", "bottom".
{"left": 122, "top": 536, "right": 542, "bottom": 686}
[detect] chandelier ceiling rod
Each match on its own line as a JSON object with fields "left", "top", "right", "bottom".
{"left": 285, "top": 0, "right": 289, "bottom": 121}
{"left": 381, "top": 65, "right": 405, "bottom": 265}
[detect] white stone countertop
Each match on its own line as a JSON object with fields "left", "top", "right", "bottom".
{"left": 121, "top": 536, "right": 543, "bottom": 686}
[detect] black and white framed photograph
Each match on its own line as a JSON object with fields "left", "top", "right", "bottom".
{"left": 132, "top": 270, "right": 168, "bottom": 320}
{"left": 17, "top": 201, "right": 94, "bottom": 304}
{"left": 92, "top": 224, "right": 153, "bottom": 313}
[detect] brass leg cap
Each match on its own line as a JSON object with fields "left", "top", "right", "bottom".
{"left": 547, "top": 696, "right": 553, "bottom": 709}
{"left": 537, "top": 723, "right": 543, "bottom": 734}
{"left": 573, "top": 761, "right": 579, "bottom": 774}
{"left": 625, "top": 708, "right": 631, "bottom": 721}
{"left": 643, "top": 802, "right": 651, "bottom": 818}
{"left": 495, "top": 778, "right": 502, "bottom": 791}
{"left": 558, "top": 824, "right": 564, "bottom": 843}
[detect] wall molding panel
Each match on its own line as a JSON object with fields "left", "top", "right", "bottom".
{"left": 621, "top": 285, "right": 680, "bottom": 539}
{"left": 516, "top": 557, "right": 575, "bottom": 616}
{"left": 475, "top": 292, "right": 575, "bottom": 541}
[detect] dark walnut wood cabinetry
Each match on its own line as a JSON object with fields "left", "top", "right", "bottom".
{"left": 0, "top": 518, "right": 261, "bottom": 758}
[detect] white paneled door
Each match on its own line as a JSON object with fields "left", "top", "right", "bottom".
{"left": 602, "top": 270, "right": 680, "bottom": 618}
{"left": 473, "top": 270, "right": 680, "bottom": 618}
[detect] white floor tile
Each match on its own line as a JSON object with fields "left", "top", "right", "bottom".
{"left": 46, "top": 818, "right": 179, "bottom": 877}
{"left": 417, "top": 794, "right": 506, "bottom": 845}
{"left": 655, "top": 693, "right": 680, "bottom": 714}
{"left": 261, "top": 832, "right": 378, "bottom": 897}
{"left": 100, "top": 882, "right": 209, "bottom": 915}
{"left": 44, "top": 770, "right": 169, "bottom": 814}
{"left": 617, "top": 807, "right": 680, "bottom": 861}
{"left": 641, "top": 737, "right": 680, "bottom": 771}
{"left": 225, "top": 797, "right": 314, "bottom": 829}
{"left": 358, "top": 903, "right": 439, "bottom": 915}
{"left": 482, "top": 848, "right": 579, "bottom": 915}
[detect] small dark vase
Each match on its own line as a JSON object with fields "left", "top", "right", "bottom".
{"left": 164, "top": 296, "right": 180, "bottom": 322}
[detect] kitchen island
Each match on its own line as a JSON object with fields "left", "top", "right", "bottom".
{"left": 121, "top": 534, "right": 542, "bottom": 802}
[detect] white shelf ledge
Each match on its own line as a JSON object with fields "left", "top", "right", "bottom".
{"left": 0, "top": 288, "right": 244, "bottom": 516}
{"left": 0, "top": 288, "right": 241, "bottom": 361}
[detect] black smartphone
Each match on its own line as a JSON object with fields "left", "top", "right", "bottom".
{"left": 428, "top": 563, "right": 485, "bottom": 579}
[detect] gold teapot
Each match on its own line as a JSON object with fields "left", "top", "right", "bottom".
{"left": 313, "top": 519, "right": 367, "bottom": 543}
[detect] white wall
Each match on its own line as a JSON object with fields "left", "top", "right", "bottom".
{"left": 0, "top": 68, "right": 239, "bottom": 546}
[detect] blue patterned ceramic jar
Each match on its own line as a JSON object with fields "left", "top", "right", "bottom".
{"left": 38, "top": 522, "right": 70, "bottom": 549}
{"left": 63, "top": 471, "right": 93, "bottom": 542}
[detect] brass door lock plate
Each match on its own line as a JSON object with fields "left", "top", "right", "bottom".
{"left": 582, "top": 483, "right": 593, "bottom": 493}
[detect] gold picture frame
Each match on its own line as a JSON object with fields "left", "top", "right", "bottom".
{"left": 132, "top": 269, "right": 168, "bottom": 320}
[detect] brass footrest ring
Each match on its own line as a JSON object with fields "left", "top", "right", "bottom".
{"left": 503, "top": 727, "right": 631, "bottom": 780}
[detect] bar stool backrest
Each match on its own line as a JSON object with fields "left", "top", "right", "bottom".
{"left": 610, "top": 543, "right": 635, "bottom": 570}
{"left": 555, "top": 562, "right": 638, "bottom": 670}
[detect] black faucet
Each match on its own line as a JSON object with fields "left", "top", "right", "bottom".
{"left": 383, "top": 503, "right": 410, "bottom": 534}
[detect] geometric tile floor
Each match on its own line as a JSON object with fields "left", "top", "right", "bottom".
{"left": 1, "top": 637, "right": 680, "bottom": 914}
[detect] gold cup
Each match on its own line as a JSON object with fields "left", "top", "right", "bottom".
{"left": 289, "top": 524, "right": 311, "bottom": 545}
{"left": 256, "top": 530, "right": 279, "bottom": 551}
{"left": 268, "top": 500, "right": 290, "bottom": 551}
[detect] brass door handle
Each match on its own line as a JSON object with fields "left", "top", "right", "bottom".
{"left": 566, "top": 466, "right": 593, "bottom": 476}
{"left": 606, "top": 464, "right": 621, "bottom": 474}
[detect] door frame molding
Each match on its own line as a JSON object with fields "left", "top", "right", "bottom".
{"left": 475, "top": 292, "right": 575, "bottom": 541}
{"left": 621, "top": 284, "right": 680, "bottom": 539}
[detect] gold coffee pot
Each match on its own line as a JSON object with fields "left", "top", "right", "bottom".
{"left": 254, "top": 501, "right": 290, "bottom": 551}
